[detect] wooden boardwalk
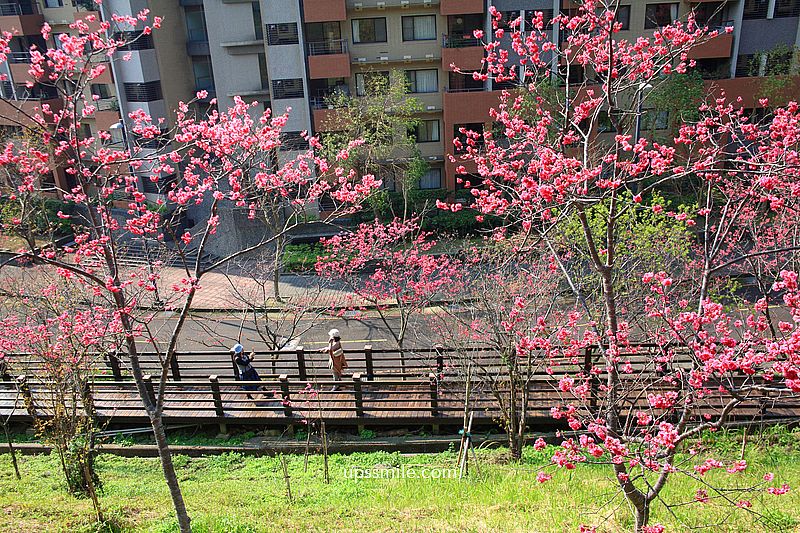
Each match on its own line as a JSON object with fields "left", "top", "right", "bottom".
{"left": 3, "top": 345, "right": 800, "bottom": 428}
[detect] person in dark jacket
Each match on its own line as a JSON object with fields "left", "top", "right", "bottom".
{"left": 231, "top": 343, "right": 261, "bottom": 398}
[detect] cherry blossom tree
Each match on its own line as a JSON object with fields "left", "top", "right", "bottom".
{"left": 0, "top": 11, "right": 376, "bottom": 532}
{"left": 445, "top": 1, "right": 800, "bottom": 529}
{"left": 432, "top": 240, "right": 571, "bottom": 459}
{"left": 316, "top": 218, "right": 461, "bottom": 374}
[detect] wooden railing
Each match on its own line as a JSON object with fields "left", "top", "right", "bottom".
{"left": 3, "top": 344, "right": 797, "bottom": 429}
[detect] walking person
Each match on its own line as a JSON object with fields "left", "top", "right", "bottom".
{"left": 323, "top": 329, "right": 348, "bottom": 391}
{"left": 230, "top": 343, "right": 262, "bottom": 399}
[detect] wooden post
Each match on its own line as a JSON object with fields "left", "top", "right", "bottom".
{"left": 279, "top": 374, "right": 292, "bottom": 417}
{"left": 364, "top": 344, "right": 374, "bottom": 381}
{"left": 143, "top": 374, "right": 156, "bottom": 407}
{"left": 106, "top": 353, "right": 122, "bottom": 381}
{"left": 296, "top": 346, "right": 307, "bottom": 380}
{"left": 169, "top": 352, "right": 181, "bottom": 381}
{"left": 16, "top": 375, "right": 35, "bottom": 416}
{"left": 209, "top": 375, "right": 226, "bottom": 434}
{"left": 353, "top": 373, "right": 364, "bottom": 417}
{"left": 435, "top": 345, "right": 444, "bottom": 376}
{"left": 429, "top": 373, "right": 439, "bottom": 418}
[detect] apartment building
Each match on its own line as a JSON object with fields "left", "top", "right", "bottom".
{"left": 2, "top": 0, "right": 800, "bottom": 197}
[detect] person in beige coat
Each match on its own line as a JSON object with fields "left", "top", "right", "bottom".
{"left": 324, "top": 328, "right": 348, "bottom": 391}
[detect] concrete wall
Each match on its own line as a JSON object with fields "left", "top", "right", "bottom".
{"left": 203, "top": 0, "right": 267, "bottom": 114}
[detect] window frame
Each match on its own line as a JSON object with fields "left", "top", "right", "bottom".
{"left": 406, "top": 69, "right": 439, "bottom": 94}
{"left": 401, "top": 15, "right": 437, "bottom": 42}
{"left": 413, "top": 119, "right": 441, "bottom": 143}
{"left": 418, "top": 167, "right": 443, "bottom": 190}
{"left": 644, "top": 3, "right": 679, "bottom": 30}
{"left": 352, "top": 17, "right": 388, "bottom": 44}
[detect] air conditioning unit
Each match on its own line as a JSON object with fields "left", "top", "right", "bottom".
{"left": 426, "top": 105, "right": 436, "bottom": 111}
{"left": 403, "top": 54, "right": 412, "bottom": 62}
{"left": 401, "top": 0, "right": 410, "bottom": 7}
{"left": 423, "top": 0, "right": 431, "bottom": 6}
{"left": 354, "top": 2, "right": 363, "bottom": 10}
{"left": 357, "top": 57, "right": 367, "bottom": 62}
{"left": 377, "top": 1, "right": 385, "bottom": 9}
{"left": 379, "top": 55, "right": 389, "bottom": 61}
{"left": 425, "top": 53, "right": 435, "bottom": 60}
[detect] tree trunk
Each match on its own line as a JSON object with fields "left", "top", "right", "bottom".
{"left": 634, "top": 502, "right": 650, "bottom": 532}
{"left": 273, "top": 237, "right": 283, "bottom": 303}
{"left": 1, "top": 420, "right": 20, "bottom": 479}
{"left": 150, "top": 413, "right": 192, "bottom": 532}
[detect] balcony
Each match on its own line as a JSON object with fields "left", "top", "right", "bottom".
{"left": 0, "top": 97, "right": 62, "bottom": 127}
{"left": 441, "top": 0, "right": 483, "bottom": 16}
{"left": 688, "top": 30, "right": 734, "bottom": 60}
{"left": 307, "top": 39, "right": 351, "bottom": 79}
{"left": 347, "top": 0, "right": 439, "bottom": 9}
{"left": 351, "top": 51, "right": 440, "bottom": 65}
{"left": 94, "top": 109, "right": 121, "bottom": 131}
{"left": 220, "top": 36, "right": 263, "bottom": 54}
{"left": 312, "top": 107, "right": 343, "bottom": 132}
{"left": 442, "top": 35, "right": 483, "bottom": 71}
{"left": 0, "top": 2, "right": 43, "bottom": 35}
{"left": 303, "top": 0, "right": 345, "bottom": 22}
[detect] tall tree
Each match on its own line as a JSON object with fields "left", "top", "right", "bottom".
{"left": 446, "top": 2, "right": 800, "bottom": 529}
{"left": 0, "top": 13, "right": 375, "bottom": 532}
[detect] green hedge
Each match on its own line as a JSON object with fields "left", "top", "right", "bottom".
{"left": 282, "top": 243, "right": 325, "bottom": 272}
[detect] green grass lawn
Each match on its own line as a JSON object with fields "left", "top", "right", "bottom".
{"left": 2, "top": 434, "right": 800, "bottom": 532}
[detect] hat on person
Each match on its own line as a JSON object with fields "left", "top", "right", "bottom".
{"left": 230, "top": 343, "right": 244, "bottom": 354}
{"left": 328, "top": 329, "right": 340, "bottom": 339}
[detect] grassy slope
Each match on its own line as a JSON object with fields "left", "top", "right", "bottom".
{"left": 1, "top": 440, "right": 800, "bottom": 533}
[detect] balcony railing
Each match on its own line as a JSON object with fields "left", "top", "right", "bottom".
{"left": 0, "top": 2, "right": 39, "bottom": 16}
{"left": 96, "top": 97, "right": 119, "bottom": 111}
{"left": 445, "top": 86, "right": 485, "bottom": 93}
{"left": 307, "top": 38, "right": 347, "bottom": 56}
{"left": 9, "top": 51, "right": 31, "bottom": 63}
{"left": 442, "top": 34, "right": 481, "bottom": 48}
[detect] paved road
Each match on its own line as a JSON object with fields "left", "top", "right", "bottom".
{"left": 145, "top": 310, "right": 439, "bottom": 353}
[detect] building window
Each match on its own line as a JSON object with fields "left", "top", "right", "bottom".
{"left": 272, "top": 78, "right": 304, "bottom": 99}
{"left": 355, "top": 71, "right": 389, "bottom": 96}
{"left": 406, "top": 69, "right": 438, "bottom": 93}
{"left": 401, "top": 15, "right": 436, "bottom": 41}
{"left": 352, "top": 18, "right": 387, "bottom": 44}
{"left": 524, "top": 10, "right": 554, "bottom": 32}
{"left": 90, "top": 83, "right": 112, "bottom": 99}
{"left": 614, "top": 5, "right": 631, "bottom": 30}
{"left": 454, "top": 123, "right": 484, "bottom": 153}
{"left": 743, "top": 0, "right": 770, "bottom": 19}
{"left": 644, "top": 3, "right": 678, "bottom": 29}
{"left": 597, "top": 111, "right": 614, "bottom": 133}
{"left": 185, "top": 6, "right": 208, "bottom": 43}
{"left": 774, "top": 0, "right": 800, "bottom": 17}
{"left": 251, "top": 2, "right": 263, "bottom": 40}
{"left": 142, "top": 173, "right": 178, "bottom": 195}
{"left": 44, "top": 0, "right": 63, "bottom": 7}
{"left": 115, "top": 31, "right": 154, "bottom": 51}
{"left": 418, "top": 168, "right": 442, "bottom": 190}
{"left": 412, "top": 119, "right": 440, "bottom": 143}
{"left": 267, "top": 23, "right": 299, "bottom": 45}
{"left": 305, "top": 21, "right": 342, "bottom": 42}
{"left": 642, "top": 109, "right": 669, "bottom": 130}
{"left": 192, "top": 57, "right": 214, "bottom": 92}
{"left": 280, "top": 132, "right": 308, "bottom": 151}
{"left": 124, "top": 81, "right": 163, "bottom": 102}
{"left": 499, "top": 10, "right": 521, "bottom": 30}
